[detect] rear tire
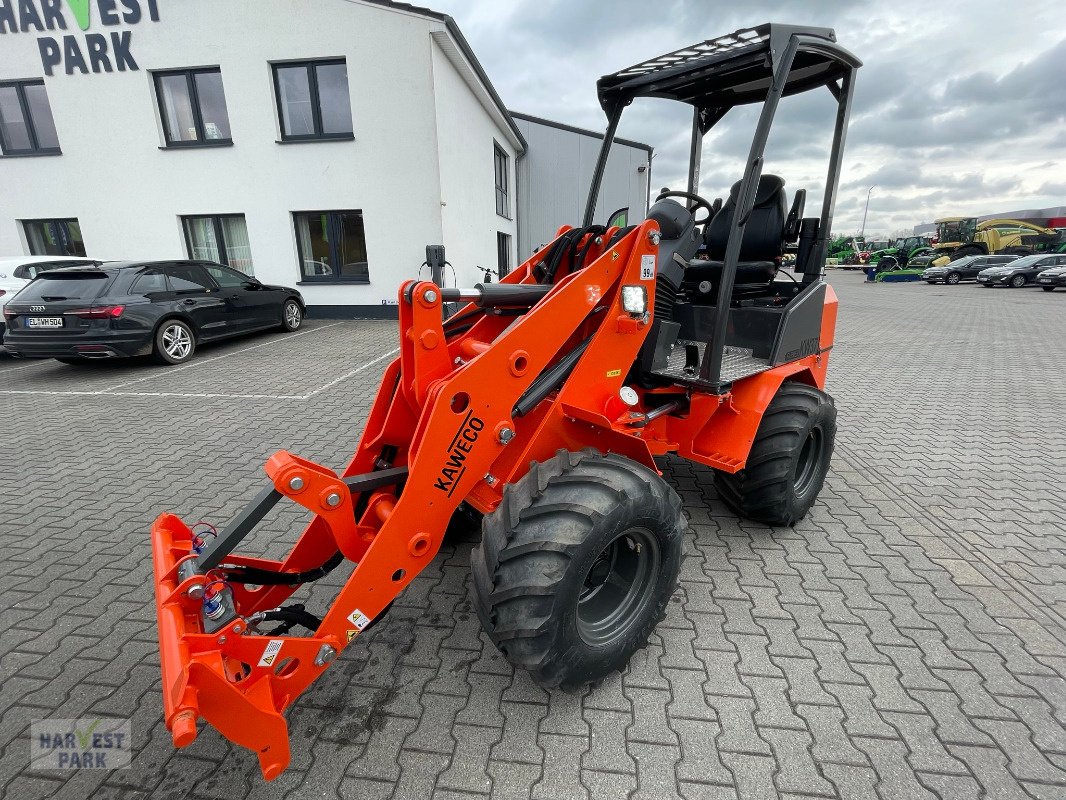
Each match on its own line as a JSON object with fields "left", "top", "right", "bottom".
{"left": 951, "top": 245, "right": 981, "bottom": 260}
{"left": 153, "top": 320, "right": 195, "bottom": 365}
{"left": 714, "top": 382, "right": 836, "bottom": 526}
{"left": 471, "top": 450, "right": 684, "bottom": 689}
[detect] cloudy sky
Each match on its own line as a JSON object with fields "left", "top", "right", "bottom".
{"left": 432, "top": 0, "right": 1066, "bottom": 237}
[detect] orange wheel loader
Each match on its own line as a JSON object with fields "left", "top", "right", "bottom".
{"left": 150, "top": 24, "right": 861, "bottom": 779}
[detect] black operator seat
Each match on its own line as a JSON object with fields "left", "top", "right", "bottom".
{"left": 687, "top": 175, "right": 789, "bottom": 296}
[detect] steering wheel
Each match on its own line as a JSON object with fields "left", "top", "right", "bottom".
{"left": 655, "top": 189, "right": 718, "bottom": 225}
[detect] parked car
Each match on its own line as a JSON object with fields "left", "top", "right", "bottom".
{"left": 922, "top": 254, "right": 1019, "bottom": 284}
{"left": 1036, "top": 264, "right": 1066, "bottom": 291}
{"left": 2, "top": 260, "right": 304, "bottom": 365}
{"left": 0, "top": 256, "right": 102, "bottom": 343}
{"left": 976, "top": 254, "right": 1066, "bottom": 288}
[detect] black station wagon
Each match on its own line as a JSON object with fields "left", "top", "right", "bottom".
{"left": 2, "top": 260, "right": 305, "bottom": 365}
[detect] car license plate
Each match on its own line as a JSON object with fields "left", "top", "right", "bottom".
{"left": 27, "top": 317, "right": 63, "bottom": 329}
{"left": 977, "top": 277, "right": 987, "bottom": 282}
{"left": 1040, "top": 278, "right": 1052, "bottom": 283}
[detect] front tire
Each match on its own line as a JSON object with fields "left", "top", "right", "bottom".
{"left": 946, "top": 272, "right": 961, "bottom": 285}
{"left": 714, "top": 382, "right": 836, "bottom": 526}
{"left": 471, "top": 450, "right": 684, "bottom": 689}
{"left": 281, "top": 299, "right": 303, "bottom": 332}
{"left": 154, "top": 320, "right": 196, "bottom": 365}
{"left": 1010, "top": 275, "right": 1026, "bottom": 288}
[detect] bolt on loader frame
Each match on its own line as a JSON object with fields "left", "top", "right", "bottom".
{"left": 151, "top": 23, "right": 860, "bottom": 779}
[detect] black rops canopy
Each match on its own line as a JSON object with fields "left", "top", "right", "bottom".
{"left": 596, "top": 24, "right": 861, "bottom": 133}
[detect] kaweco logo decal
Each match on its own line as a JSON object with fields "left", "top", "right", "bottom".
{"left": 783, "top": 336, "right": 820, "bottom": 361}
{"left": 434, "top": 411, "right": 484, "bottom": 496}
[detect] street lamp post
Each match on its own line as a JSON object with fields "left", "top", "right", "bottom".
{"left": 860, "top": 185, "right": 876, "bottom": 239}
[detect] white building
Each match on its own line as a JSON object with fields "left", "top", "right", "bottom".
{"left": 0, "top": 0, "right": 648, "bottom": 316}
{"left": 0, "top": 0, "right": 527, "bottom": 318}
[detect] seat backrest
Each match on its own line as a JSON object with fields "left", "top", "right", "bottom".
{"left": 704, "top": 175, "right": 787, "bottom": 261}
{"left": 647, "top": 198, "right": 700, "bottom": 269}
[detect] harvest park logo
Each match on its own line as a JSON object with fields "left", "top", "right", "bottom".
{"left": 0, "top": 1, "right": 161, "bottom": 75}
{"left": 30, "top": 718, "right": 132, "bottom": 770}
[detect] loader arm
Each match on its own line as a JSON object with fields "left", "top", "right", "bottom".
{"left": 151, "top": 220, "right": 662, "bottom": 778}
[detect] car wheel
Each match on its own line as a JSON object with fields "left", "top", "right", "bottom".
{"left": 1010, "top": 275, "right": 1026, "bottom": 288}
{"left": 154, "top": 320, "right": 196, "bottom": 365}
{"left": 946, "top": 272, "right": 961, "bottom": 285}
{"left": 282, "top": 299, "right": 303, "bottom": 332}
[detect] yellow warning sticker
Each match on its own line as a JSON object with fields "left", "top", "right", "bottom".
{"left": 347, "top": 630, "right": 357, "bottom": 643}
{"left": 257, "top": 639, "right": 284, "bottom": 667}
{"left": 606, "top": 369, "right": 622, "bottom": 378}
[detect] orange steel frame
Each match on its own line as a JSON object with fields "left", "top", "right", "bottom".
{"left": 151, "top": 220, "right": 837, "bottom": 778}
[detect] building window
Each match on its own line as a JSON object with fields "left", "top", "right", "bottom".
{"left": 182, "top": 215, "right": 254, "bottom": 275}
{"left": 273, "top": 60, "right": 353, "bottom": 141}
{"left": 155, "top": 68, "right": 232, "bottom": 146}
{"left": 0, "top": 79, "right": 60, "bottom": 156}
{"left": 494, "top": 143, "right": 509, "bottom": 218}
{"left": 294, "top": 211, "right": 368, "bottom": 283}
{"left": 22, "top": 219, "right": 85, "bottom": 256}
{"left": 497, "top": 232, "right": 511, "bottom": 277}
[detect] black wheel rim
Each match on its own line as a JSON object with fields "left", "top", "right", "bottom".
{"left": 794, "top": 428, "right": 825, "bottom": 497}
{"left": 577, "top": 528, "right": 659, "bottom": 646}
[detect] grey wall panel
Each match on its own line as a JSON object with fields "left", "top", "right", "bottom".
{"left": 515, "top": 114, "right": 651, "bottom": 259}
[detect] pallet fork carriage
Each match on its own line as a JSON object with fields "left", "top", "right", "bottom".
{"left": 151, "top": 23, "right": 860, "bottom": 778}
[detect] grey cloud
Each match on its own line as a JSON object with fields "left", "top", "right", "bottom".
{"left": 1038, "top": 181, "right": 1066, "bottom": 195}
{"left": 434, "top": 0, "right": 1066, "bottom": 236}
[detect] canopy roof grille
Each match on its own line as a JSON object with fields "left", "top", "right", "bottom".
{"left": 596, "top": 24, "right": 859, "bottom": 115}
{"left": 612, "top": 26, "right": 769, "bottom": 79}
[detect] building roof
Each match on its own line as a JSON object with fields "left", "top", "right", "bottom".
{"left": 509, "top": 111, "right": 654, "bottom": 155}
{"left": 354, "top": 0, "right": 527, "bottom": 152}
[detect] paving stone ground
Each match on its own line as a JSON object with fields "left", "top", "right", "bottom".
{"left": 1, "top": 271, "right": 1064, "bottom": 799}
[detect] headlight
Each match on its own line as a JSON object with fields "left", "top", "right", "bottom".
{"left": 621, "top": 285, "right": 647, "bottom": 316}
